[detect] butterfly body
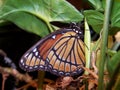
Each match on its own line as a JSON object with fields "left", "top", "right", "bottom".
{"left": 19, "top": 23, "right": 85, "bottom": 76}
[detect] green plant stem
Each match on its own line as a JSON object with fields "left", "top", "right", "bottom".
{"left": 37, "top": 71, "right": 45, "bottom": 90}
{"left": 98, "top": 0, "right": 113, "bottom": 90}
{"left": 84, "top": 18, "right": 91, "bottom": 75}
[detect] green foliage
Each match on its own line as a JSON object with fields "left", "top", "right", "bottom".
{"left": 1, "top": 0, "right": 120, "bottom": 36}
{"left": 107, "top": 51, "right": 120, "bottom": 77}
{"left": 84, "top": 10, "right": 104, "bottom": 33}
{"left": 87, "top": 0, "right": 103, "bottom": 11}
{"left": 0, "top": 0, "right": 83, "bottom": 37}
{"left": 84, "top": 0, "right": 120, "bottom": 34}
{"left": 111, "top": 1, "right": 120, "bottom": 27}
{"left": 107, "top": 51, "right": 120, "bottom": 89}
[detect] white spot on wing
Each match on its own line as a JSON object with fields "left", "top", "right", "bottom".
{"left": 21, "top": 59, "right": 23, "bottom": 63}
{"left": 33, "top": 48, "right": 37, "bottom": 52}
{"left": 52, "top": 35, "right": 56, "bottom": 39}
{"left": 73, "top": 29, "right": 75, "bottom": 31}
{"left": 22, "top": 63, "right": 25, "bottom": 66}
{"left": 76, "top": 30, "right": 78, "bottom": 33}
{"left": 35, "top": 52, "right": 38, "bottom": 56}
{"left": 34, "top": 66, "right": 38, "bottom": 68}
{"left": 40, "top": 65, "right": 44, "bottom": 68}
{"left": 79, "top": 31, "right": 82, "bottom": 34}
{"left": 29, "top": 67, "right": 33, "bottom": 69}
{"left": 25, "top": 66, "right": 28, "bottom": 68}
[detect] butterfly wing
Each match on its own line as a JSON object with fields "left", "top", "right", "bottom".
{"left": 19, "top": 28, "right": 85, "bottom": 76}
{"left": 46, "top": 31, "right": 85, "bottom": 76}
{"left": 19, "top": 29, "right": 66, "bottom": 72}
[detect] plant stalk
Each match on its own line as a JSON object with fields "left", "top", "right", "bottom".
{"left": 98, "top": 0, "right": 113, "bottom": 90}
{"left": 37, "top": 71, "right": 45, "bottom": 90}
{"left": 84, "top": 18, "right": 91, "bottom": 75}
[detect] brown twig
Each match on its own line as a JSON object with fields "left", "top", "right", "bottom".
{"left": 0, "top": 66, "right": 32, "bottom": 83}
{"left": 55, "top": 76, "right": 73, "bottom": 89}
{"left": 0, "top": 66, "right": 38, "bottom": 89}
{"left": 81, "top": 66, "right": 98, "bottom": 80}
{"left": 17, "top": 79, "right": 37, "bottom": 90}
{"left": 2, "top": 73, "right": 9, "bottom": 90}
{"left": 0, "top": 66, "right": 57, "bottom": 90}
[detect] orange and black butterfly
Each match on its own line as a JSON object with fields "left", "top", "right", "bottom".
{"left": 19, "top": 23, "right": 85, "bottom": 76}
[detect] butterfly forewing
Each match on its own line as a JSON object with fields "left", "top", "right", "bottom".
{"left": 19, "top": 26, "right": 85, "bottom": 76}
{"left": 19, "top": 30, "right": 64, "bottom": 71}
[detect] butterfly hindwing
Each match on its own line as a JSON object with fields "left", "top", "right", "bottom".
{"left": 46, "top": 31, "right": 85, "bottom": 76}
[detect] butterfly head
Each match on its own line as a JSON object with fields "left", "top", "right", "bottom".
{"left": 70, "top": 22, "right": 84, "bottom": 39}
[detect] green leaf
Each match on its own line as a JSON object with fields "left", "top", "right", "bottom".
{"left": 101, "top": 0, "right": 120, "bottom": 35}
{"left": 2, "top": 12, "right": 49, "bottom": 37}
{"left": 0, "top": 0, "right": 83, "bottom": 36}
{"left": 107, "top": 50, "right": 120, "bottom": 77}
{"left": 111, "top": 1, "right": 120, "bottom": 32}
{"left": 88, "top": 0, "right": 103, "bottom": 11}
{"left": 102, "top": 0, "right": 120, "bottom": 29}
{"left": 84, "top": 10, "right": 104, "bottom": 33}
{"left": 107, "top": 50, "right": 120, "bottom": 90}
{"left": 107, "top": 49, "right": 117, "bottom": 57}
{"left": 109, "top": 27, "right": 120, "bottom": 35}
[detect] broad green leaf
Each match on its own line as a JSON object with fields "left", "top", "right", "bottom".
{"left": 88, "top": 0, "right": 103, "bottom": 11}
{"left": 1, "top": 12, "right": 49, "bottom": 37}
{"left": 84, "top": 10, "right": 104, "bottom": 33}
{"left": 0, "top": 0, "right": 83, "bottom": 37}
{"left": 111, "top": 1, "right": 120, "bottom": 33}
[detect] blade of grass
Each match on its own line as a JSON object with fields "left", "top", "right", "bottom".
{"left": 98, "top": 0, "right": 113, "bottom": 90}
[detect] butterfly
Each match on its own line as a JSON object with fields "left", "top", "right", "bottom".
{"left": 19, "top": 23, "right": 85, "bottom": 76}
